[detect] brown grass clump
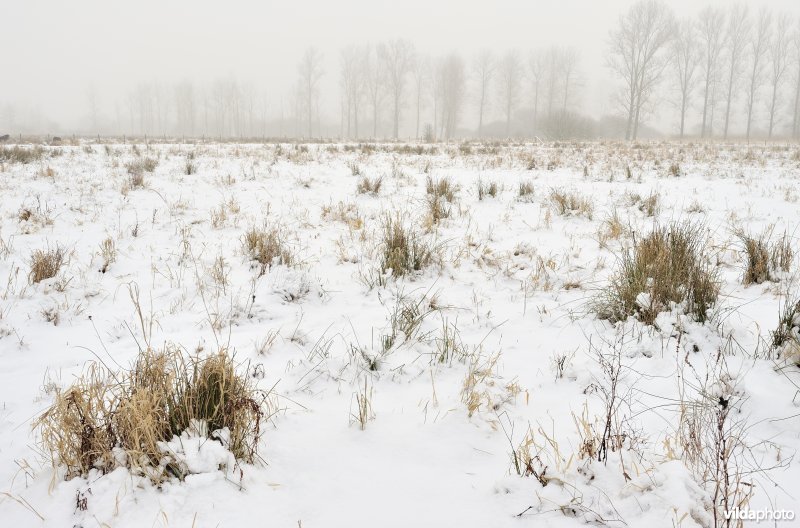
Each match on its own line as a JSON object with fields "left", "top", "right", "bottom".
{"left": 356, "top": 175, "right": 383, "bottom": 195}
{"left": 379, "top": 215, "right": 436, "bottom": 280}
{"left": 549, "top": 189, "right": 593, "bottom": 219}
{"left": 0, "top": 145, "right": 44, "bottom": 164}
{"left": 771, "top": 297, "right": 800, "bottom": 362}
{"left": 596, "top": 222, "right": 720, "bottom": 325}
{"left": 426, "top": 175, "right": 458, "bottom": 203}
{"left": 243, "top": 226, "right": 293, "bottom": 276}
{"left": 35, "top": 346, "right": 268, "bottom": 482}
{"left": 29, "top": 246, "right": 66, "bottom": 283}
{"left": 736, "top": 228, "right": 794, "bottom": 285}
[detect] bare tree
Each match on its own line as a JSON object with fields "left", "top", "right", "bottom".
{"left": 608, "top": 0, "right": 676, "bottom": 140}
{"left": 698, "top": 7, "right": 725, "bottom": 138}
{"left": 378, "top": 39, "right": 415, "bottom": 139}
{"left": 412, "top": 54, "right": 429, "bottom": 139}
{"left": 558, "top": 47, "right": 580, "bottom": 114}
{"left": 767, "top": 14, "right": 792, "bottom": 138}
{"left": 744, "top": 9, "right": 772, "bottom": 139}
{"left": 672, "top": 18, "right": 699, "bottom": 138}
{"left": 793, "top": 19, "right": 800, "bottom": 138}
{"left": 496, "top": 50, "right": 522, "bottom": 137}
{"left": 85, "top": 84, "right": 99, "bottom": 133}
{"left": 340, "top": 45, "right": 363, "bottom": 139}
{"left": 438, "top": 53, "right": 466, "bottom": 140}
{"left": 364, "top": 45, "right": 383, "bottom": 138}
{"left": 722, "top": 4, "right": 750, "bottom": 138}
{"left": 297, "top": 47, "right": 324, "bottom": 137}
{"left": 527, "top": 50, "right": 546, "bottom": 131}
{"left": 472, "top": 49, "right": 495, "bottom": 137}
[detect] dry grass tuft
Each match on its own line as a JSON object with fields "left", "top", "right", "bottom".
{"left": 379, "top": 215, "right": 436, "bottom": 280}
{"left": 356, "top": 175, "right": 383, "bottom": 195}
{"left": 29, "top": 246, "right": 66, "bottom": 283}
{"left": 243, "top": 226, "right": 293, "bottom": 276}
{"left": 596, "top": 222, "right": 720, "bottom": 325}
{"left": 35, "top": 346, "right": 268, "bottom": 482}
{"left": 549, "top": 189, "right": 593, "bottom": 219}
{"left": 426, "top": 175, "right": 458, "bottom": 203}
{"left": 736, "top": 228, "right": 794, "bottom": 285}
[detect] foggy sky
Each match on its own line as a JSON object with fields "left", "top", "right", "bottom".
{"left": 2, "top": 0, "right": 800, "bottom": 136}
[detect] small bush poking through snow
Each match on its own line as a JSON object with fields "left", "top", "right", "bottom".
{"left": 29, "top": 245, "right": 66, "bottom": 283}
{"left": 596, "top": 222, "right": 720, "bottom": 325}
{"left": 35, "top": 346, "right": 268, "bottom": 483}
{"left": 243, "top": 226, "right": 293, "bottom": 276}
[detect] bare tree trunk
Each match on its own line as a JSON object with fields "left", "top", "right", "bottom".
{"left": 793, "top": 72, "right": 800, "bottom": 138}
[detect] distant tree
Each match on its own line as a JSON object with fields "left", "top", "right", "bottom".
{"left": 527, "top": 50, "right": 546, "bottom": 130}
{"left": 364, "top": 46, "right": 384, "bottom": 138}
{"left": 438, "top": 53, "right": 466, "bottom": 140}
{"left": 378, "top": 39, "right": 415, "bottom": 138}
{"left": 767, "top": 14, "right": 792, "bottom": 138}
{"left": 472, "top": 49, "right": 495, "bottom": 137}
{"left": 608, "top": 0, "right": 676, "bottom": 140}
{"left": 793, "top": 18, "right": 800, "bottom": 138}
{"left": 722, "top": 4, "right": 750, "bottom": 138}
{"left": 496, "top": 50, "right": 522, "bottom": 137}
{"left": 672, "top": 18, "right": 700, "bottom": 137}
{"left": 412, "top": 54, "right": 429, "bottom": 139}
{"left": 340, "top": 45, "right": 363, "bottom": 139}
{"left": 297, "top": 47, "right": 324, "bottom": 137}
{"left": 744, "top": 9, "right": 772, "bottom": 139}
{"left": 698, "top": 7, "right": 726, "bottom": 138}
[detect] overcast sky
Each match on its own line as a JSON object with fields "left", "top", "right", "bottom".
{"left": 2, "top": 0, "right": 799, "bottom": 134}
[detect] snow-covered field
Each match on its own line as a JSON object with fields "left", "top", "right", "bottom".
{"left": 1, "top": 140, "right": 799, "bottom": 527}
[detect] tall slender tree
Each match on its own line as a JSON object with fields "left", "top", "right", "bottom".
{"left": 698, "top": 7, "right": 725, "bottom": 138}
{"left": 722, "top": 4, "right": 750, "bottom": 138}
{"left": 472, "top": 49, "right": 495, "bottom": 138}
{"left": 608, "top": 0, "right": 676, "bottom": 140}
{"left": 745, "top": 8, "right": 772, "bottom": 139}
{"left": 672, "top": 18, "right": 700, "bottom": 138}
{"left": 767, "top": 14, "right": 792, "bottom": 137}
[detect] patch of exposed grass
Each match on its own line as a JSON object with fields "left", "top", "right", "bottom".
{"left": 596, "top": 222, "right": 720, "bottom": 325}
{"left": 35, "top": 346, "right": 268, "bottom": 482}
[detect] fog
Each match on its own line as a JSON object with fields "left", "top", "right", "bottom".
{"left": 2, "top": 0, "right": 799, "bottom": 139}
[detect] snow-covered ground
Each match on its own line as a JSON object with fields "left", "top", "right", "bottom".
{"left": 0, "top": 140, "right": 798, "bottom": 527}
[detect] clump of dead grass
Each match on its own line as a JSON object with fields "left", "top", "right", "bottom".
{"left": 735, "top": 228, "right": 793, "bottom": 285}
{"left": 378, "top": 215, "right": 436, "bottom": 280}
{"left": 243, "top": 226, "right": 293, "bottom": 276}
{"left": 35, "top": 346, "right": 268, "bottom": 483}
{"left": 29, "top": 245, "right": 66, "bottom": 283}
{"left": 549, "top": 189, "right": 593, "bottom": 219}
{"left": 596, "top": 222, "right": 720, "bottom": 325}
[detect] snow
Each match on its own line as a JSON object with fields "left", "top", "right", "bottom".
{"left": 0, "top": 141, "right": 799, "bottom": 527}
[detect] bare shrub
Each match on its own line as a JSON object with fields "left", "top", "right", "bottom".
{"left": 596, "top": 222, "right": 720, "bottom": 325}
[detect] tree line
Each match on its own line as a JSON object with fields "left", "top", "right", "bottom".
{"left": 7, "top": 0, "right": 797, "bottom": 141}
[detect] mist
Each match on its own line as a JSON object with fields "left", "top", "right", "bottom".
{"left": 2, "top": 0, "right": 799, "bottom": 139}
